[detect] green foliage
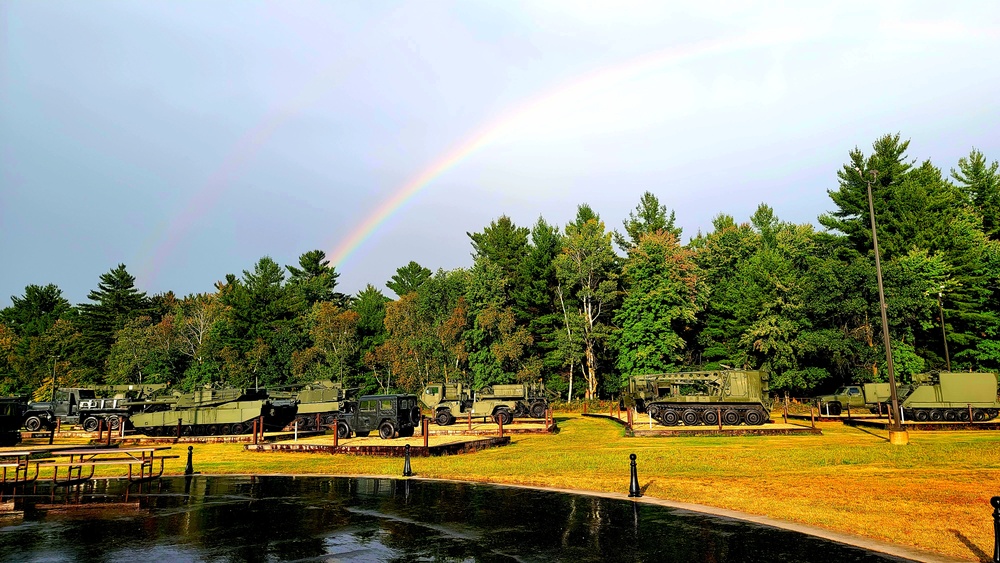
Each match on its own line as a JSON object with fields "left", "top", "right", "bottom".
{"left": 77, "top": 264, "right": 149, "bottom": 375}
{"left": 286, "top": 250, "right": 346, "bottom": 310}
{"left": 614, "top": 191, "right": 681, "bottom": 251}
{"left": 386, "top": 261, "right": 432, "bottom": 297}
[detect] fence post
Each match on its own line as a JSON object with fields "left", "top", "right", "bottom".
{"left": 782, "top": 403, "right": 788, "bottom": 425}
{"left": 810, "top": 407, "right": 815, "bottom": 429}
{"left": 969, "top": 404, "right": 975, "bottom": 424}
{"left": 498, "top": 414, "right": 504, "bottom": 438}
{"left": 468, "top": 410, "right": 472, "bottom": 430}
{"left": 423, "top": 418, "right": 429, "bottom": 448}
{"left": 106, "top": 421, "right": 112, "bottom": 446}
{"left": 717, "top": 407, "right": 722, "bottom": 431}
{"left": 253, "top": 419, "right": 258, "bottom": 445}
{"left": 315, "top": 413, "right": 321, "bottom": 431}
{"left": 846, "top": 402, "right": 851, "bottom": 419}
{"left": 333, "top": 422, "right": 338, "bottom": 447}
{"left": 259, "top": 415, "right": 265, "bottom": 441}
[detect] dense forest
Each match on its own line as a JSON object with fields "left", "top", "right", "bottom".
{"left": 2, "top": 134, "right": 998, "bottom": 400}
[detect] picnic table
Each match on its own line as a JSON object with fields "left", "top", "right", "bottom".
{"left": 48, "top": 446, "right": 178, "bottom": 486}
{"left": 0, "top": 449, "right": 45, "bottom": 486}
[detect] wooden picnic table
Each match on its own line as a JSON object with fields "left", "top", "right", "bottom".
{"left": 0, "top": 448, "right": 46, "bottom": 486}
{"left": 47, "top": 446, "right": 178, "bottom": 486}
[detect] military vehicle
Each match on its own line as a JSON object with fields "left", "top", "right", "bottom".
{"left": 420, "top": 381, "right": 549, "bottom": 426}
{"left": 23, "top": 388, "right": 133, "bottom": 432}
{"left": 0, "top": 397, "right": 28, "bottom": 446}
{"left": 336, "top": 394, "right": 421, "bottom": 439}
{"left": 280, "top": 380, "right": 352, "bottom": 431}
{"left": 814, "top": 383, "right": 893, "bottom": 415}
{"left": 887, "top": 371, "right": 1000, "bottom": 422}
{"left": 128, "top": 387, "right": 298, "bottom": 436}
{"left": 627, "top": 369, "right": 773, "bottom": 426}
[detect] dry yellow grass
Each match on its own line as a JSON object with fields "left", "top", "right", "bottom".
{"left": 13, "top": 414, "right": 1000, "bottom": 561}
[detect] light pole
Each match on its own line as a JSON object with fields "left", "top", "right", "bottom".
{"left": 936, "top": 287, "right": 951, "bottom": 372}
{"left": 856, "top": 167, "right": 906, "bottom": 443}
{"left": 50, "top": 355, "right": 60, "bottom": 401}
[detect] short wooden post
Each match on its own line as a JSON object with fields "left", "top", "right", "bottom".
{"left": 423, "top": 418, "right": 429, "bottom": 448}
{"left": 498, "top": 415, "right": 504, "bottom": 438}
{"left": 878, "top": 402, "right": 883, "bottom": 418}
{"left": 583, "top": 402, "right": 587, "bottom": 414}
{"left": 252, "top": 419, "right": 258, "bottom": 445}
{"left": 97, "top": 418, "right": 104, "bottom": 440}
{"left": 782, "top": 404, "right": 788, "bottom": 424}
{"left": 48, "top": 426, "right": 55, "bottom": 445}
{"left": 810, "top": 407, "right": 815, "bottom": 428}
{"left": 315, "top": 413, "right": 321, "bottom": 430}
{"left": 969, "top": 404, "right": 975, "bottom": 423}
{"left": 56, "top": 418, "right": 61, "bottom": 433}
{"left": 467, "top": 410, "right": 472, "bottom": 430}
{"left": 106, "top": 421, "right": 113, "bottom": 446}
{"left": 333, "top": 423, "right": 338, "bottom": 446}
{"left": 846, "top": 402, "right": 851, "bottom": 419}
{"left": 717, "top": 407, "right": 722, "bottom": 431}
{"left": 259, "top": 415, "right": 265, "bottom": 441}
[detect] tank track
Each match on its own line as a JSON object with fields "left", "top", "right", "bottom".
{"left": 900, "top": 407, "right": 999, "bottom": 423}
{"left": 646, "top": 403, "right": 769, "bottom": 426}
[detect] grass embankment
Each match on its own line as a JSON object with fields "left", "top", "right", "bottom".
{"left": 22, "top": 414, "right": 1000, "bottom": 561}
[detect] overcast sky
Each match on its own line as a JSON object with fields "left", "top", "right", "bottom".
{"left": 2, "top": 1, "right": 998, "bottom": 307}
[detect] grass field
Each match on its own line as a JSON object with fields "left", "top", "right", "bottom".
{"left": 20, "top": 413, "right": 1000, "bottom": 562}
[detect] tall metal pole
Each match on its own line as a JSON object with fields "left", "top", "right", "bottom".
{"left": 859, "top": 168, "right": 903, "bottom": 434}
{"left": 937, "top": 291, "right": 951, "bottom": 372}
{"left": 50, "top": 355, "right": 60, "bottom": 401}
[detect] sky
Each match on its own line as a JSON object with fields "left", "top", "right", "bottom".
{"left": 2, "top": 1, "right": 999, "bottom": 308}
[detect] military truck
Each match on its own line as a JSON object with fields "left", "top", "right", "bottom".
{"left": 420, "top": 381, "right": 549, "bottom": 426}
{"left": 814, "top": 383, "right": 893, "bottom": 415}
{"left": 626, "top": 369, "right": 773, "bottom": 426}
{"left": 128, "top": 387, "right": 298, "bottom": 436}
{"left": 0, "top": 397, "right": 28, "bottom": 446}
{"left": 336, "top": 394, "right": 421, "bottom": 439}
{"left": 23, "top": 388, "right": 133, "bottom": 432}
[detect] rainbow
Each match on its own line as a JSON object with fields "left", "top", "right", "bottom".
{"left": 327, "top": 27, "right": 807, "bottom": 268}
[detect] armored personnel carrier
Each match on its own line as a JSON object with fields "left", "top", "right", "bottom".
{"left": 128, "top": 387, "right": 297, "bottom": 436}
{"left": 627, "top": 369, "right": 773, "bottom": 426}
{"left": 281, "top": 380, "right": 352, "bottom": 431}
{"left": 420, "top": 381, "right": 549, "bottom": 426}
{"left": 889, "top": 371, "right": 1000, "bottom": 422}
{"left": 336, "top": 394, "right": 421, "bottom": 439}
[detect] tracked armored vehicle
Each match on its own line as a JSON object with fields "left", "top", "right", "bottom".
{"left": 420, "top": 381, "right": 549, "bottom": 426}
{"left": 128, "top": 387, "right": 297, "bottom": 436}
{"left": 627, "top": 369, "right": 773, "bottom": 426}
{"left": 281, "top": 380, "right": 352, "bottom": 431}
{"left": 889, "top": 371, "right": 1000, "bottom": 422}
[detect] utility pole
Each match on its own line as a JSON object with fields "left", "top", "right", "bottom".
{"left": 937, "top": 288, "right": 951, "bottom": 372}
{"left": 50, "top": 355, "right": 60, "bottom": 401}
{"left": 857, "top": 167, "right": 907, "bottom": 445}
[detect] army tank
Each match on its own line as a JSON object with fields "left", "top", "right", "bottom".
{"left": 626, "top": 369, "right": 773, "bottom": 426}
{"left": 127, "top": 387, "right": 297, "bottom": 437}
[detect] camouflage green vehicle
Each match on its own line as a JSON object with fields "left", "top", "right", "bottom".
{"left": 814, "top": 383, "right": 893, "bottom": 415}
{"left": 891, "top": 371, "right": 1000, "bottom": 422}
{"left": 336, "top": 394, "right": 421, "bottom": 439}
{"left": 627, "top": 369, "right": 773, "bottom": 426}
{"left": 420, "top": 382, "right": 549, "bottom": 426}
{"left": 274, "top": 380, "right": 352, "bottom": 431}
{"left": 128, "top": 387, "right": 297, "bottom": 436}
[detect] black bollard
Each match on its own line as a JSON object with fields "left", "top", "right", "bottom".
{"left": 402, "top": 444, "right": 413, "bottom": 477}
{"left": 185, "top": 446, "right": 194, "bottom": 475}
{"left": 628, "top": 453, "right": 641, "bottom": 498}
{"left": 992, "top": 496, "right": 1000, "bottom": 563}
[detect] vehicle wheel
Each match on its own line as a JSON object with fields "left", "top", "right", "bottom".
{"left": 914, "top": 410, "right": 929, "bottom": 422}
{"left": 744, "top": 409, "right": 766, "bottom": 426}
{"left": 24, "top": 416, "right": 43, "bottom": 432}
{"left": 182, "top": 425, "right": 195, "bottom": 436}
{"left": 409, "top": 406, "right": 422, "bottom": 425}
{"left": 205, "top": 425, "right": 218, "bottom": 436}
{"left": 297, "top": 416, "right": 313, "bottom": 431}
{"left": 721, "top": 410, "right": 740, "bottom": 426}
{"left": 337, "top": 421, "right": 350, "bottom": 439}
{"left": 83, "top": 417, "right": 100, "bottom": 432}
{"left": 958, "top": 410, "right": 971, "bottom": 422}
{"left": 681, "top": 409, "right": 700, "bottom": 426}
{"left": 828, "top": 402, "right": 842, "bottom": 416}
{"left": 435, "top": 410, "right": 454, "bottom": 426}
{"left": 323, "top": 414, "right": 337, "bottom": 426}
{"left": 218, "top": 424, "right": 231, "bottom": 435}
{"left": 230, "top": 422, "right": 244, "bottom": 435}
{"left": 973, "top": 410, "right": 987, "bottom": 422}
{"left": 109, "top": 416, "right": 122, "bottom": 431}
{"left": 929, "top": 410, "right": 944, "bottom": 422}
{"left": 660, "top": 410, "right": 680, "bottom": 426}
{"left": 702, "top": 409, "right": 719, "bottom": 425}
{"left": 356, "top": 430, "right": 370, "bottom": 437}
{"left": 944, "top": 410, "right": 958, "bottom": 422}
{"left": 530, "top": 402, "right": 547, "bottom": 418}
{"left": 378, "top": 421, "right": 397, "bottom": 439}
{"left": 493, "top": 409, "right": 512, "bottom": 426}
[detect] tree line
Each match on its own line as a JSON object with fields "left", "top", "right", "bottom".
{"left": 2, "top": 134, "right": 998, "bottom": 400}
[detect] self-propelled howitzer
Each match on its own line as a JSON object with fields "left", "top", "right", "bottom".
{"left": 627, "top": 369, "right": 773, "bottom": 426}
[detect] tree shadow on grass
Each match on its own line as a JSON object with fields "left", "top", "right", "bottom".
{"left": 845, "top": 424, "right": 890, "bottom": 442}
{"left": 950, "top": 529, "right": 990, "bottom": 562}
